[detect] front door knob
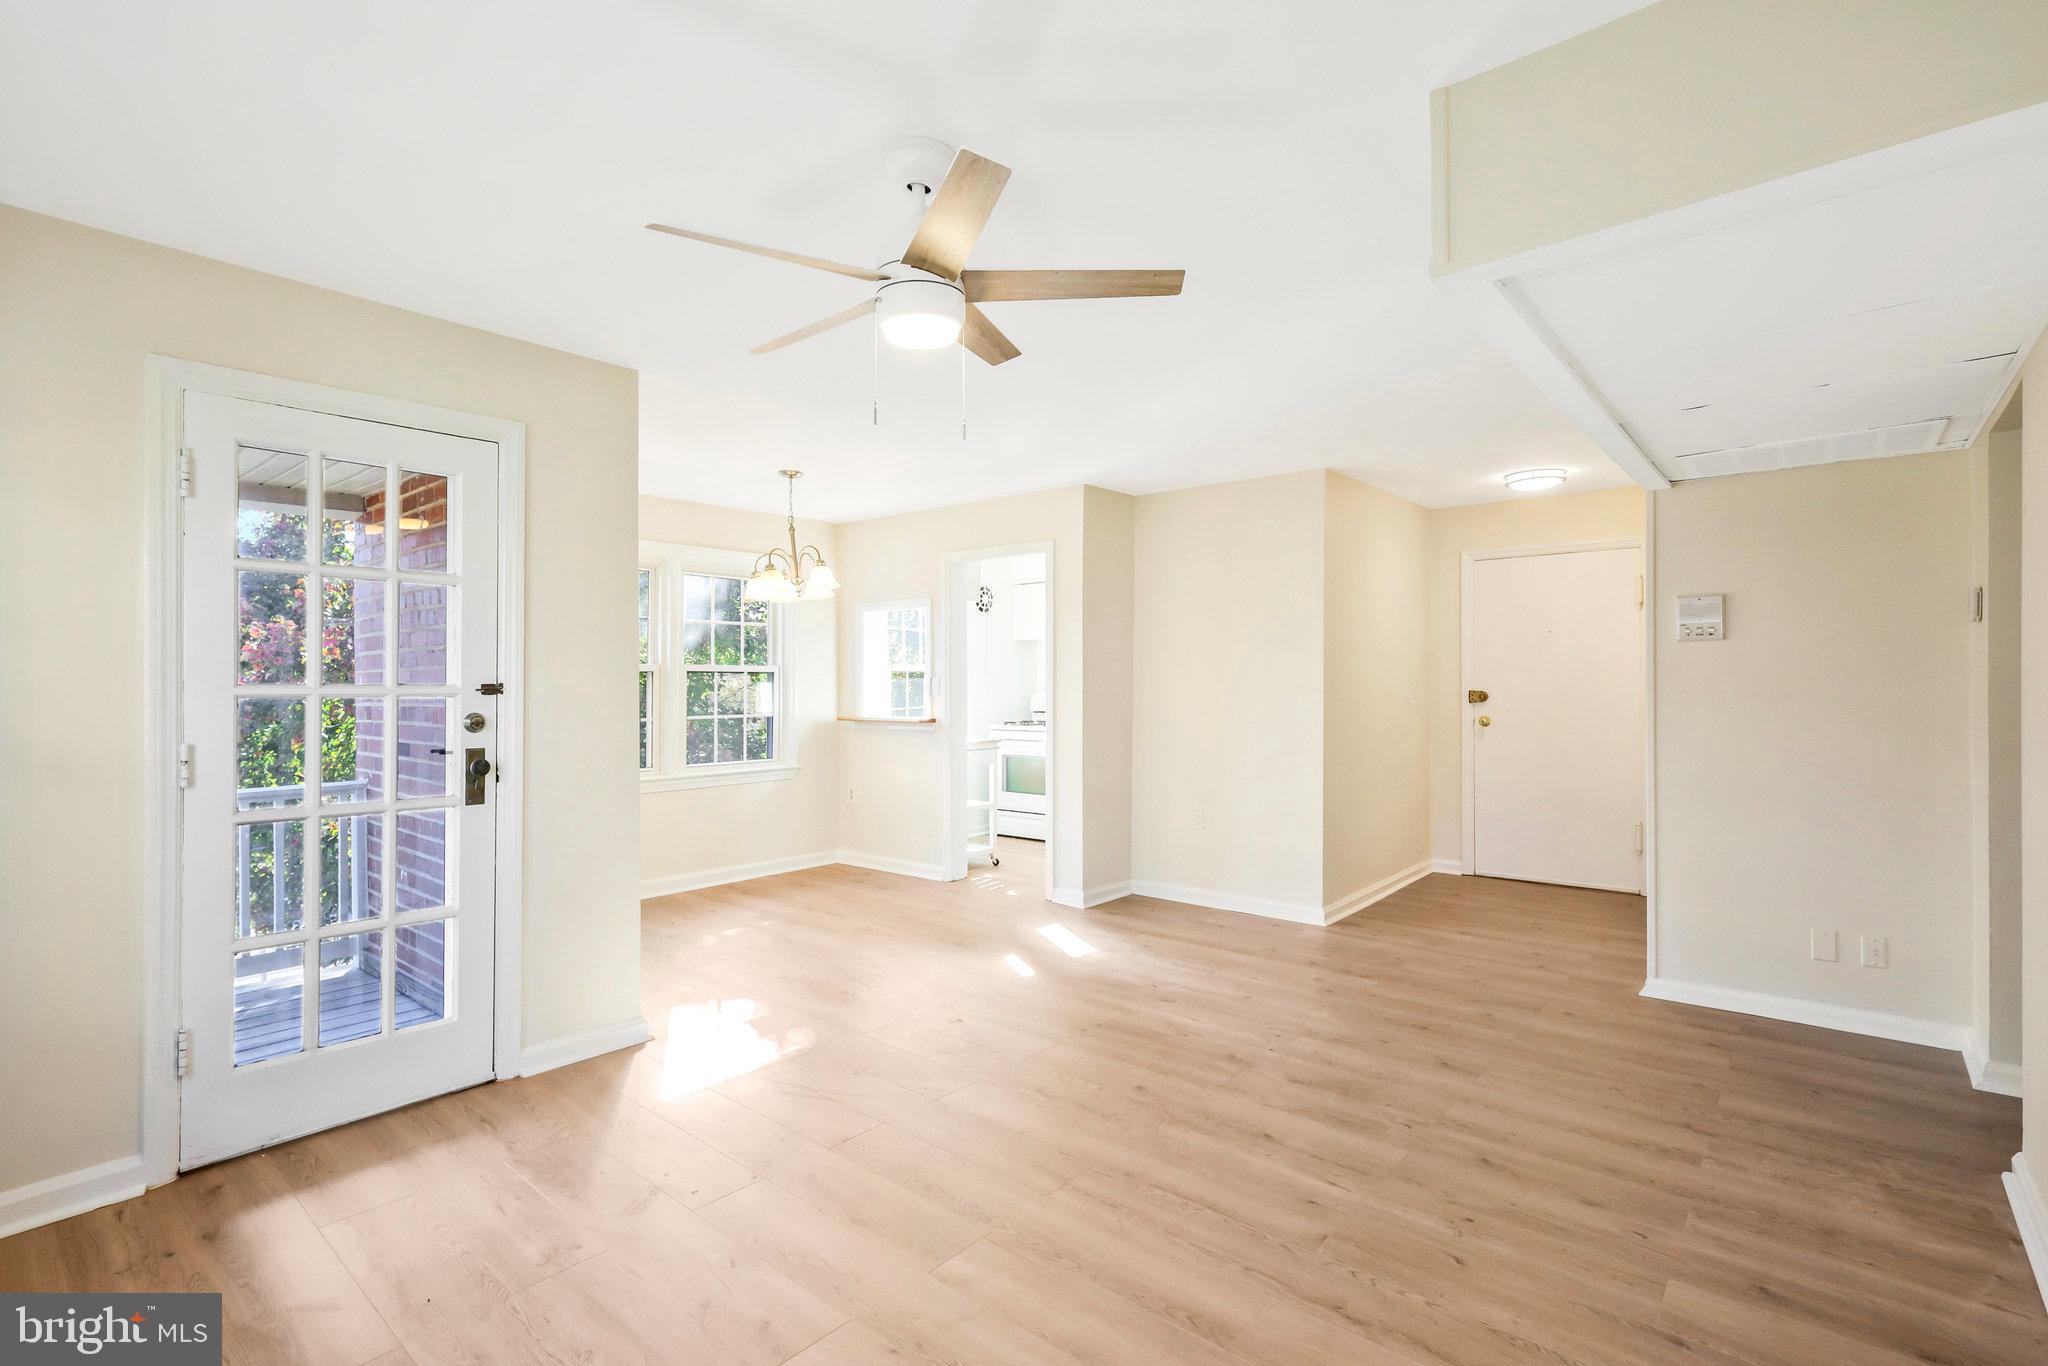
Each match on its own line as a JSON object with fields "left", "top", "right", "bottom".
{"left": 1468, "top": 689, "right": 1489, "bottom": 703}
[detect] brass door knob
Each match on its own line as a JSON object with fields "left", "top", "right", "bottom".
{"left": 1468, "top": 689, "right": 1489, "bottom": 703}
{"left": 1477, "top": 716, "right": 1492, "bottom": 727}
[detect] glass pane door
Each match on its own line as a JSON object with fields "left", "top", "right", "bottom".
{"left": 179, "top": 392, "right": 499, "bottom": 1170}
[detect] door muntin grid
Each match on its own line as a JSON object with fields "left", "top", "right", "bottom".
{"left": 230, "top": 450, "right": 463, "bottom": 1066}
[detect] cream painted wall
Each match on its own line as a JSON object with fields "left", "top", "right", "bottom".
{"left": 1131, "top": 472, "right": 1326, "bottom": 913}
{"left": 0, "top": 204, "right": 641, "bottom": 1196}
{"left": 1433, "top": 0, "right": 2048, "bottom": 270}
{"left": 637, "top": 496, "right": 839, "bottom": 889}
{"left": 832, "top": 486, "right": 1090, "bottom": 893}
{"left": 2019, "top": 352, "right": 2048, "bottom": 1215}
{"left": 1651, "top": 453, "right": 1972, "bottom": 1029}
{"left": 1080, "top": 487, "right": 1136, "bottom": 896}
{"left": 1323, "top": 473, "right": 1430, "bottom": 904}
{"left": 1424, "top": 488, "right": 1646, "bottom": 866}
{"left": 1968, "top": 431, "right": 2024, "bottom": 1073}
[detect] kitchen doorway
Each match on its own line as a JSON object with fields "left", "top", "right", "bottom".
{"left": 941, "top": 543, "right": 1055, "bottom": 898}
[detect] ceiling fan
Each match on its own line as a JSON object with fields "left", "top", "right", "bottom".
{"left": 646, "top": 138, "right": 1184, "bottom": 366}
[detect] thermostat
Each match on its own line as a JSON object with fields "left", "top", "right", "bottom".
{"left": 1677, "top": 594, "right": 1724, "bottom": 641}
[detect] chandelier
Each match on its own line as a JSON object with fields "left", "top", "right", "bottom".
{"left": 744, "top": 470, "right": 838, "bottom": 602}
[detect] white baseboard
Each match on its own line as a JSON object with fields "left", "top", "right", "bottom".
{"left": 641, "top": 851, "right": 838, "bottom": 900}
{"left": 1324, "top": 859, "right": 1435, "bottom": 926}
{"left": 2004, "top": 1154, "right": 2048, "bottom": 1313}
{"left": 518, "top": 1016, "right": 650, "bottom": 1078}
{"left": 1640, "top": 978, "right": 1967, "bottom": 1051}
{"left": 1128, "top": 880, "right": 1325, "bottom": 925}
{"left": 1050, "top": 880, "right": 1132, "bottom": 909}
{"left": 832, "top": 850, "right": 948, "bottom": 881}
{"left": 1430, "top": 858, "right": 1465, "bottom": 876}
{"left": 0, "top": 1155, "right": 148, "bottom": 1241}
{"left": 1965, "top": 1032, "right": 2026, "bottom": 1097}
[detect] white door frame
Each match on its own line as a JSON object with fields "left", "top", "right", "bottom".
{"left": 938, "top": 540, "right": 1056, "bottom": 900}
{"left": 141, "top": 356, "right": 527, "bottom": 1188}
{"left": 1458, "top": 536, "right": 1647, "bottom": 881}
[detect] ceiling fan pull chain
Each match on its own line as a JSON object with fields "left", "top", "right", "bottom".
{"left": 959, "top": 335, "right": 968, "bottom": 441}
{"left": 872, "top": 312, "right": 880, "bottom": 426}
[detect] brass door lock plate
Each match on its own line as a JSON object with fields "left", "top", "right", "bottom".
{"left": 1467, "top": 689, "right": 1488, "bottom": 703}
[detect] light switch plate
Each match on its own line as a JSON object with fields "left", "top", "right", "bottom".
{"left": 1810, "top": 929, "right": 1838, "bottom": 962}
{"left": 1860, "top": 935, "right": 1888, "bottom": 969}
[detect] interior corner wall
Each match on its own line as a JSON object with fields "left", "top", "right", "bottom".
{"left": 1424, "top": 488, "right": 1647, "bottom": 867}
{"left": 1432, "top": 0, "right": 2048, "bottom": 271}
{"left": 1130, "top": 471, "right": 1326, "bottom": 916}
{"left": 2018, "top": 352, "right": 2048, "bottom": 1217}
{"left": 1968, "top": 431, "right": 2024, "bottom": 1074}
{"left": 637, "top": 495, "right": 840, "bottom": 891}
{"left": 831, "top": 486, "right": 1088, "bottom": 892}
{"left": 1079, "top": 487, "right": 1136, "bottom": 898}
{"left": 0, "top": 203, "right": 642, "bottom": 1199}
{"left": 1650, "top": 452, "right": 1973, "bottom": 1034}
{"left": 1323, "top": 473, "right": 1429, "bottom": 907}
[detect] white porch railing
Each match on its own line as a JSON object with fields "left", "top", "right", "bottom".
{"left": 235, "top": 780, "right": 371, "bottom": 937}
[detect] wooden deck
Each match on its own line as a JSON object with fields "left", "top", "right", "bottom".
{"left": 235, "top": 964, "right": 440, "bottom": 1065}
{"left": 5, "top": 839, "right": 2041, "bottom": 1364}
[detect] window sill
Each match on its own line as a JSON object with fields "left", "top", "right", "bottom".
{"left": 642, "top": 762, "right": 800, "bottom": 793}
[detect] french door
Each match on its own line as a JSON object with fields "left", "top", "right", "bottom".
{"left": 178, "top": 392, "right": 500, "bottom": 1169}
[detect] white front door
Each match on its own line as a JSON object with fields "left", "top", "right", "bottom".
{"left": 178, "top": 392, "right": 501, "bottom": 1169}
{"left": 1469, "top": 546, "right": 1644, "bottom": 892}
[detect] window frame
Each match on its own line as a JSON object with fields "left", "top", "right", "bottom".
{"left": 856, "top": 598, "right": 932, "bottom": 721}
{"left": 638, "top": 542, "right": 800, "bottom": 791}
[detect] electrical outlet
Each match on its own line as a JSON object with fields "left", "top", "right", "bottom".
{"left": 1194, "top": 809, "right": 1206, "bottom": 831}
{"left": 1810, "top": 929, "right": 1838, "bottom": 963}
{"left": 1860, "top": 935, "right": 1888, "bottom": 969}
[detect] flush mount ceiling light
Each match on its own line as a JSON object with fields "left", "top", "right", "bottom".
{"left": 744, "top": 470, "right": 837, "bottom": 603}
{"left": 1503, "top": 468, "right": 1567, "bottom": 493}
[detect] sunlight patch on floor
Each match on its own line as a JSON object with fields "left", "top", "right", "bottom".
{"left": 659, "top": 997, "right": 814, "bottom": 1097}
{"left": 1036, "top": 923, "right": 1096, "bottom": 958}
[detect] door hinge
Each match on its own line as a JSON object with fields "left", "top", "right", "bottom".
{"left": 177, "top": 447, "right": 195, "bottom": 499}
{"left": 477, "top": 682, "right": 506, "bottom": 696}
{"left": 176, "top": 742, "right": 195, "bottom": 788}
{"left": 175, "top": 1027, "right": 192, "bottom": 1078}
{"left": 1634, "top": 821, "right": 1645, "bottom": 855}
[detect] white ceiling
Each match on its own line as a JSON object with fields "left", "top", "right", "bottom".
{"left": 1497, "top": 119, "right": 2048, "bottom": 484}
{"left": 0, "top": 0, "right": 1658, "bottom": 522}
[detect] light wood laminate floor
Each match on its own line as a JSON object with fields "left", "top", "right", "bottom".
{"left": 4, "top": 840, "right": 2042, "bottom": 1364}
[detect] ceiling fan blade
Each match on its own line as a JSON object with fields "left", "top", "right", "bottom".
{"left": 646, "top": 224, "right": 888, "bottom": 282}
{"left": 750, "top": 299, "right": 878, "bottom": 355}
{"left": 961, "top": 304, "right": 1021, "bottom": 366}
{"left": 962, "top": 269, "right": 1184, "bottom": 302}
{"left": 900, "top": 150, "right": 1012, "bottom": 279}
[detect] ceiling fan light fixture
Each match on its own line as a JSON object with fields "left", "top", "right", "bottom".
{"left": 876, "top": 277, "right": 965, "bottom": 350}
{"left": 1504, "top": 468, "right": 1567, "bottom": 493}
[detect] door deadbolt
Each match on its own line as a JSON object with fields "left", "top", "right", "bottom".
{"left": 464, "top": 747, "right": 493, "bottom": 804}
{"left": 1468, "top": 689, "right": 1488, "bottom": 703}
{"left": 1477, "top": 716, "right": 1492, "bottom": 727}
{"left": 463, "top": 711, "right": 487, "bottom": 733}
